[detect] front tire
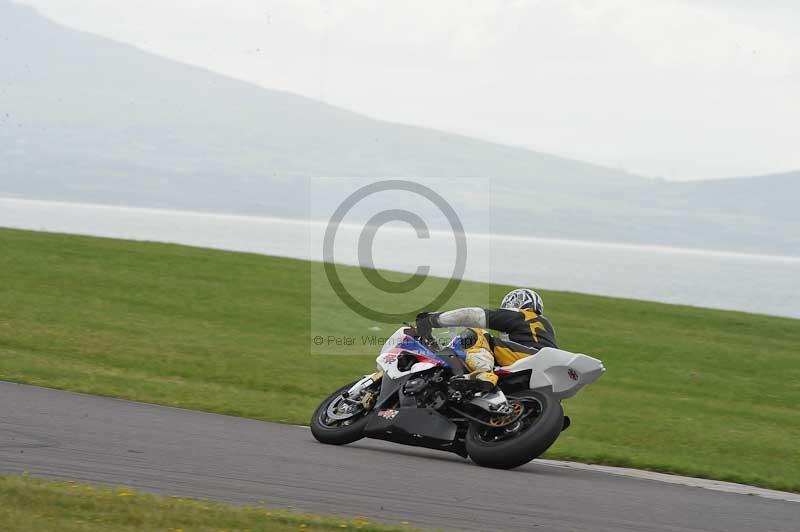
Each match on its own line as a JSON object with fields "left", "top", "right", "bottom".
{"left": 310, "top": 381, "right": 372, "bottom": 445}
{"left": 465, "top": 390, "right": 563, "bottom": 469}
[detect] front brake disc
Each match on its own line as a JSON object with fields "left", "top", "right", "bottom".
{"left": 326, "top": 396, "right": 362, "bottom": 421}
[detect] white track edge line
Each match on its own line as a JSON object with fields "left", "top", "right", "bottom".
{"left": 292, "top": 425, "right": 799, "bottom": 503}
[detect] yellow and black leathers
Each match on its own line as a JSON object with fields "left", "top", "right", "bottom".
{"left": 482, "top": 308, "right": 558, "bottom": 357}
{"left": 455, "top": 327, "right": 501, "bottom": 390}
{"left": 421, "top": 307, "right": 558, "bottom": 389}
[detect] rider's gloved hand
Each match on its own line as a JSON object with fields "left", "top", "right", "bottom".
{"left": 414, "top": 312, "right": 435, "bottom": 340}
{"left": 402, "top": 325, "right": 418, "bottom": 336}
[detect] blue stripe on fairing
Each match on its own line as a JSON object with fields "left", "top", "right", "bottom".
{"left": 396, "top": 336, "right": 454, "bottom": 367}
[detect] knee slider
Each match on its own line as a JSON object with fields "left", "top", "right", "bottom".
{"left": 461, "top": 328, "right": 479, "bottom": 349}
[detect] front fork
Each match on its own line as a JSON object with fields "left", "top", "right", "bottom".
{"left": 346, "top": 370, "right": 383, "bottom": 395}
{"left": 344, "top": 371, "right": 384, "bottom": 409}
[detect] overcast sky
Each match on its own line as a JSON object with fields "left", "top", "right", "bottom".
{"left": 22, "top": 0, "right": 800, "bottom": 181}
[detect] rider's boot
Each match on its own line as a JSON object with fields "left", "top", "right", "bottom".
{"left": 449, "top": 371, "right": 498, "bottom": 395}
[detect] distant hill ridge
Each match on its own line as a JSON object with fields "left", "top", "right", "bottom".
{"left": 1, "top": 0, "right": 797, "bottom": 255}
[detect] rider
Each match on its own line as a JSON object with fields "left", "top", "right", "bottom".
{"left": 414, "top": 288, "right": 557, "bottom": 394}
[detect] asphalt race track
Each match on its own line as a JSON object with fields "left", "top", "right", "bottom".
{"left": 1, "top": 382, "right": 797, "bottom": 531}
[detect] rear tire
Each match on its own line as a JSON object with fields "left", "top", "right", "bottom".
{"left": 310, "top": 382, "right": 372, "bottom": 445}
{"left": 465, "top": 390, "right": 563, "bottom": 469}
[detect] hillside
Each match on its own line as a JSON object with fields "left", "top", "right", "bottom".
{"left": 666, "top": 170, "right": 800, "bottom": 222}
{"left": 1, "top": 0, "right": 798, "bottom": 255}
{"left": 1, "top": 227, "right": 799, "bottom": 491}
{"left": 0, "top": 1, "right": 642, "bottom": 212}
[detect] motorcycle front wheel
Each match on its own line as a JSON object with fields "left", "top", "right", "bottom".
{"left": 310, "top": 381, "right": 373, "bottom": 445}
{"left": 465, "top": 390, "right": 563, "bottom": 469}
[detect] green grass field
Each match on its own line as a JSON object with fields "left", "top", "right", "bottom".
{"left": 1, "top": 228, "right": 798, "bottom": 492}
{"left": 0, "top": 475, "right": 409, "bottom": 532}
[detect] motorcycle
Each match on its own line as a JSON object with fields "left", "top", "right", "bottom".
{"left": 311, "top": 327, "right": 605, "bottom": 469}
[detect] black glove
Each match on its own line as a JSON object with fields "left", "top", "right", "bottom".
{"left": 414, "top": 312, "right": 436, "bottom": 341}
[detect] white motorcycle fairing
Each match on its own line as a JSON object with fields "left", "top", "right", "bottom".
{"left": 372, "top": 327, "right": 604, "bottom": 402}
{"left": 496, "top": 347, "right": 605, "bottom": 399}
{"left": 375, "top": 327, "right": 443, "bottom": 380}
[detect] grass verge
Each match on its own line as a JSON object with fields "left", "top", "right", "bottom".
{"left": 0, "top": 475, "right": 410, "bottom": 531}
{"left": 0, "top": 228, "right": 798, "bottom": 492}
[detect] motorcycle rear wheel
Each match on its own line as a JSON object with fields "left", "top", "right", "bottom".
{"left": 465, "top": 390, "right": 563, "bottom": 469}
{"left": 310, "top": 381, "right": 372, "bottom": 445}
